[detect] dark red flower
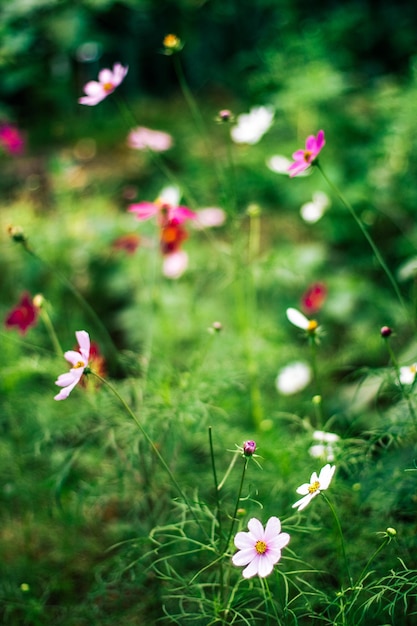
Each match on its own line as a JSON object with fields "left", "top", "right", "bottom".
{"left": 160, "top": 219, "right": 188, "bottom": 256}
{"left": 112, "top": 233, "right": 141, "bottom": 254}
{"left": 5, "top": 293, "right": 38, "bottom": 334}
{"left": 301, "top": 282, "right": 327, "bottom": 315}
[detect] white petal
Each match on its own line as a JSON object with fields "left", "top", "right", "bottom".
{"left": 286, "top": 307, "right": 310, "bottom": 329}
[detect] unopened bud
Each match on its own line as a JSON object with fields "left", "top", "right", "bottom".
{"left": 243, "top": 440, "right": 256, "bottom": 456}
{"left": 380, "top": 326, "right": 392, "bottom": 338}
{"left": 33, "top": 294, "right": 44, "bottom": 308}
{"left": 217, "top": 109, "right": 233, "bottom": 123}
{"left": 8, "top": 225, "right": 27, "bottom": 244}
{"left": 386, "top": 527, "right": 397, "bottom": 537}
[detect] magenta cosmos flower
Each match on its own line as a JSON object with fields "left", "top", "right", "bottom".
{"left": 292, "top": 463, "right": 336, "bottom": 511}
{"left": 288, "top": 130, "right": 325, "bottom": 177}
{"left": 54, "top": 330, "right": 90, "bottom": 400}
{"left": 232, "top": 517, "right": 290, "bottom": 578}
{"left": 78, "top": 63, "right": 128, "bottom": 106}
{"left": 128, "top": 186, "right": 196, "bottom": 224}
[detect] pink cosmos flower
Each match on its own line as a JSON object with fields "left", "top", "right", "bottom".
{"left": 232, "top": 517, "right": 290, "bottom": 579}
{"left": 78, "top": 63, "right": 128, "bottom": 106}
{"left": 127, "top": 126, "right": 173, "bottom": 152}
{"left": 162, "top": 250, "right": 189, "bottom": 279}
{"left": 54, "top": 330, "right": 90, "bottom": 400}
{"left": 292, "top": 463, "right": 336, "bottom": 511}
{"left": 288, "top": 130, "right": 325, "bottom": 177}
{"left": 5, "top": 292, "right": 38, "bottom": 334}
{"left": 128, "top": 186, "right": 196, "bottom": 224}
{"left": 0, "top": 123, "right": 25, "bottom": 155}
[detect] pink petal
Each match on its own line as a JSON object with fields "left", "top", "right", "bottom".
{"left": 83, "top": 81, "right": 103, "bottom": 97}
{"left": 64, "top": 350, "right": 84, "bottom": 366}
{"left": 232, "top": 547, "right": 256, "bottom": 566}
{"left": 263, "top": 516, "right": 281, "bottom": 542}
{"left": 247, "top": 518, "right": 264, "bottom": 539}
{"left": 316, "top": 130, "right": 325, "bottom": 151}
{"left": 170, "top": 206, "right": 197, "bottom": 223}
{"left": 98, "top": 68, "right": 113, "bottom": 84}
{"left": 55, "top": 371, "right": 78, "bottom": 387}
{"left": 234, "top": 531, "right": 255, "bottom": 550}
{"left": 76, "top": 330, "right": 90, "bottom": 361}
{"left": 271, "top": 532, "right": 290, "bottom": 551}
{"left": 242, "top": 555, "right": 261, "bottom": 579}
{"left": 128, "top": 202, "right": 159, "bottom": 221}
{"left": 305, "top": 135, "right": 317, "bottom": 151}
{"left": 257, "top": 555, "right": 274, "bottom": 578}
{"left": 162, "top": 251, "right": 188, "bottom": 279}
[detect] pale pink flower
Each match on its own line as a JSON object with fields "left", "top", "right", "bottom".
{"left": 127, "top": 126, "right": 173, "bottom": 152}
{"left": 232, "top": 517, "right": 290, "bottom": 579}
{"left": 78, "top": 63, "right": 128, "bottom": 106}
{"left": 54, "top": 331, "right": 90, "bottom": 400}
{"left": 162, "top": 250, "right": 189, "bottom": 279}
{"left": 288, "top": 130, "right": 325, "bottom": 177}
{"left": 292, "top": 463, "right": 336, "bottom": 511}
{"left": 192, "top": 207, "right": 226, "bottom": 230}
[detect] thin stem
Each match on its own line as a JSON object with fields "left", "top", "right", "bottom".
{"left": 91, "top": 371, "right": 210, "bottom": 541}
{"left": 356, "top": 536, "right": 389, "bottom": 586}
{"left": 38, "top": 306, "right": 62, "bottom": 357}
{"left": 223, "top": 458, "right": 248, "bottom": 553}
{"left": 316, "top": 163, "right": 406, "bottom": 311}
{"left": 208, "top": 427, "right": 226, "bottom": 620}
{"left": 384, "top": 337, "right": 417, "bottom": 426}
{"left": 321, "top": 492, "right": 353, "bottom": 587}
{"left": 217, "top": 450, "right": 239, "bottom": 491}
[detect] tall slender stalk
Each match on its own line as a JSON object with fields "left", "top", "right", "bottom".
{"left": 321, "top": 492, "right": 353, "bottom": 587}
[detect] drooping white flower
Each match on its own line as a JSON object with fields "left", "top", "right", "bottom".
{"left": 292, "top": 463, "right": 336, "bottom": 511}
{"left": 231, "top": 106, "right": 274, "bottom": 145}
{"left": 399, "top": 364, "right": 417, "bottom": 385}
{"left": 54, "top": 331, "right": 90, "bottom": 400}
{"left": 275, "top": 361, "right": 312, "bottom": 395}
{"left": 232, "top": 517, "right": 290, "bottom": 578}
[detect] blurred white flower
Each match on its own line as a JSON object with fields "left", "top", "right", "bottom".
{"left": 231, "top": 106, "right": 274, "bottom": 145}
{"left": 158, "top": 185, "right": 181, "bottom": 206}
{"left": 275, "top": 361, "right": 312, "bottom": 395}
{"left": 399, "top": 364, "right": 417, "bottom": 385}
{"left": 266, "top": 155, "right": 293, "bottom": 175}
{"left": 309, "top": 430, "right": 340, "bottom": 462}
{"left": 300, "top": 191, "right": 330, "bottom": 223}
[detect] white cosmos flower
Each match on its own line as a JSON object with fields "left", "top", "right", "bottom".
{"left": 292, "top": 464, "right": 336, "bottom": 512}
{"left": 399, "top": 364, "right": 417, "bottom": 385}
{"left": 231, "top": 106, "right": 274, "bottom": 145}
{"left": 286, "top": 307, "right": 318, "bottom": 332}
{"left": 275, "top": 361, "right": 312, "bottom": 395}
{"left": 300, "top": 191, "right": 330, "bottom": 223}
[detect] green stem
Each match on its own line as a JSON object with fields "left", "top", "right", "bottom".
{"left": 91, "top": 371, "right": 210, "bottom": 541}
{"left": 356, "top": 536, "right": 389, "bottom": 586}
{"left": 321, "top": 492, "right": 353, "bottom": 587}
{"left": 208, "top": 427, "right": 226, "bottom": 618}
{"left": 316, "top": 163, "right": 406, "bottom": 311}
{"left": 384, "top": 337, "right": 417, "bottom": 426}
{"left": 39, "top": 306, "right": 62, "bottom": 357}
{"left": 223, "top": 458, "right": 248, "bottom": 553}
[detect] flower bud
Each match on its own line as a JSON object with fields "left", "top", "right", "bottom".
{"left": 386, "top": 527, "right": 397, "bottom": 537}
{"left": 243, "top": 440, "right": 256, "bottom": 456}
{"left": 217, "top": 109, "right": 233, "bottom": 123}
{"left": 380, "top": 326, "right": 392, "bottom": 338}
{"left": 162, "top": 34, "right": 183, "bottom": 54}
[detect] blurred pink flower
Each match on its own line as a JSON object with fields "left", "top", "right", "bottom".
{"left": 128, "top": 126, "right": 173, "bottom": 152}
{"left": 301, "top": 282, "right": 327, "bottom": 315}
{"left": 162, "top": 250, "right": 189, "bottom": 279}
{"left": 288, "top": 130, "right": 325, "bottom": 177}
{"left": 0, "top": 123, "right": 25, "bottom": 155}
{"left": 54, "top": 330, "right": 90, "bottom": 400}
{"left": 192, "top": 207, "right": 226, "bottom": 230}
{"left": 5, "top": 292, "right": 38, "bottom": 334}
{"left": 128, "top": 186, "right": 196, "bottom": 225}
{"left": 232, "top": 517, "right": 290, "bottom": 578}
{"left": 78, "top": 63, "right": 128, "bottom": 106}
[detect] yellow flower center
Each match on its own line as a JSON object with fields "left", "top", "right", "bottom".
{"left": 103, "top": 82, "right": 114, "bottom": 93}
{"left": 303, "top": 150, "right": 313, "bottom": 162}
{"left": 74, "top": 360, "right": 85, "bottom": 369}
{"left": 163, "top": 34, "right": 180, "bottom": 49}
{"left": 410, "top": 364, "right": 417, "bottom": 374}
{"left": 308, "top": 319, "right": 318, "bottom": 331}
{"left": 255, "top": 540, "right": 267, "bottom": 555}
{"left": 308, "top": 480, "right": 320, "bottom": 494}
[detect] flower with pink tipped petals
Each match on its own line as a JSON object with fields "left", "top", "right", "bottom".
{"left": 78, "top": 63, "right": 128, "bottom": 106}
{"left": 54, "top": 331, "right": 90, "bottom": 400}
{"left": 288, "top": 130, "right": 325, "bottom": 177}
{"left": 292, "top": 463, "right": 336, "bottom": 511}
{"left": 5, "top": 292, "right": 38, "bottom": 334}
{"left": 232, "top": 517, "right": 290, "bottom": 579}
{"left": 128, "top": 126, "right": 173, "bottom": 152}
